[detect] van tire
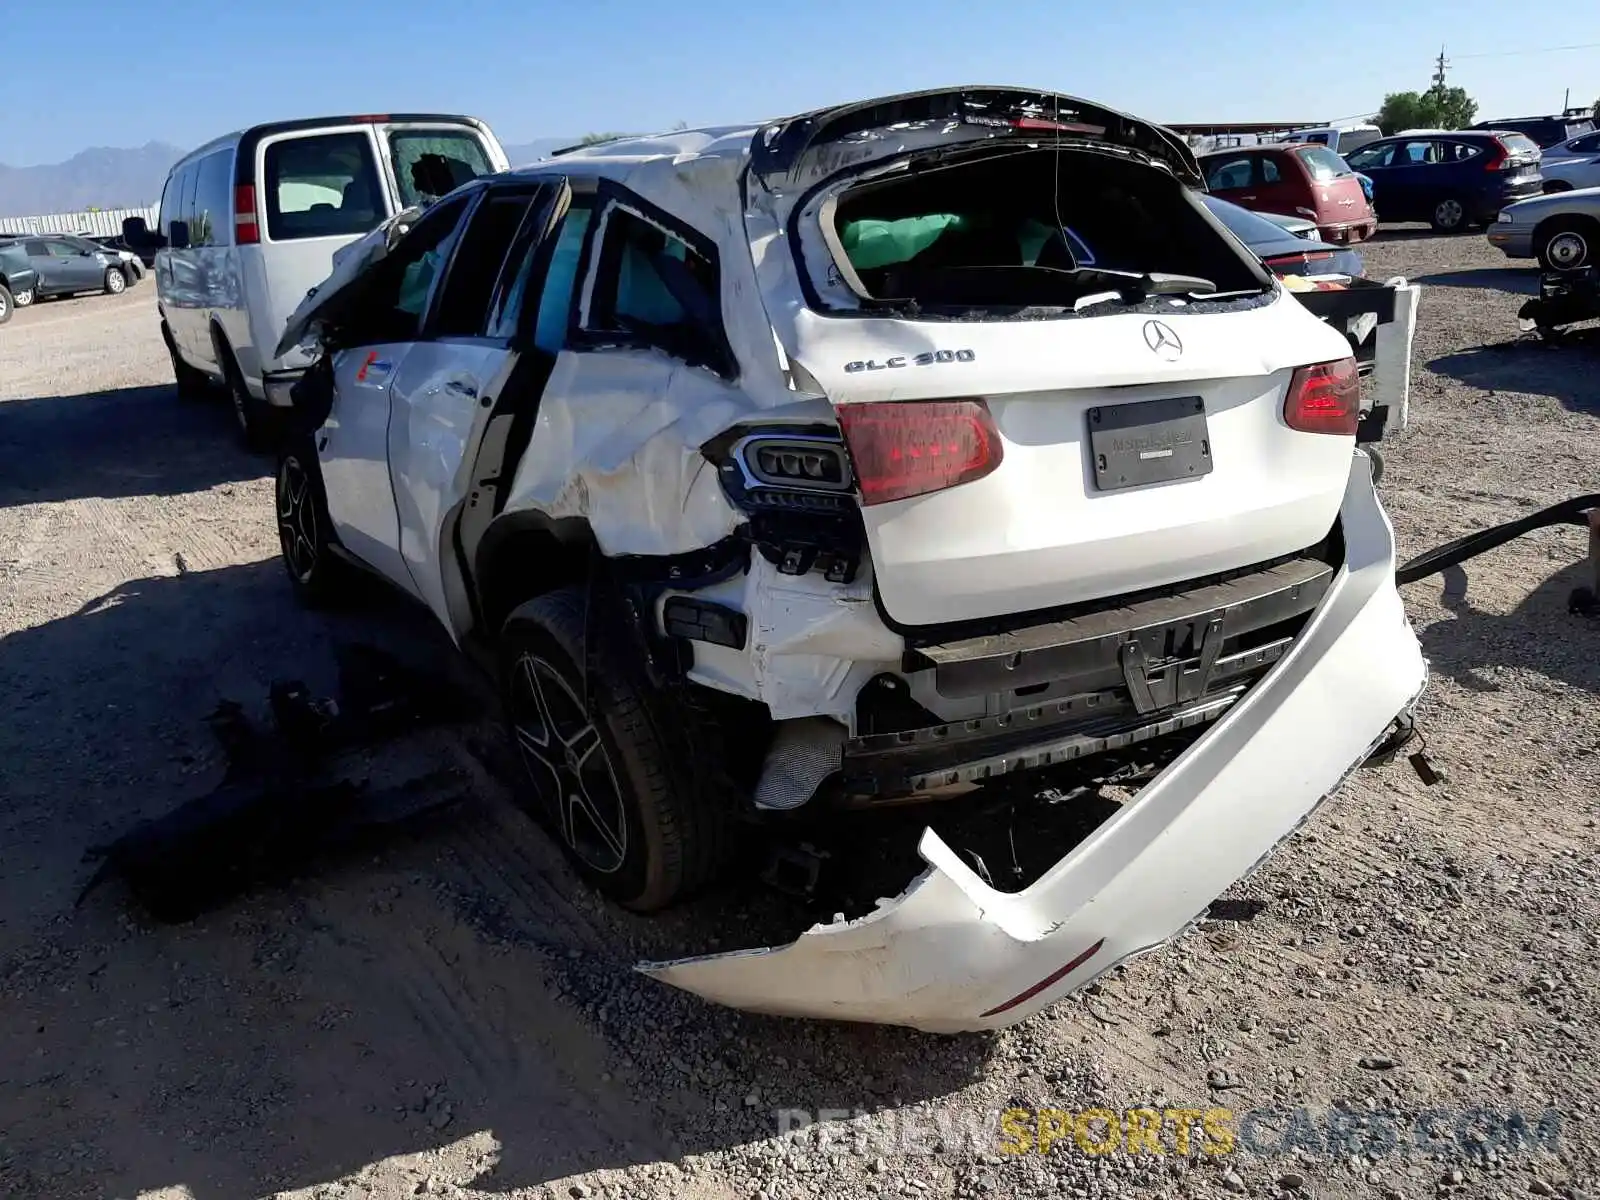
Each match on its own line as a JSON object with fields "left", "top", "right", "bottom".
{"left": 215, "top": 334, "right": 276, "bottom": 453}
{"left": 0, "top": 284, "right": 12, "bottom": 325}
{"left": 103, "top": 267, "right": 127, "bottom": 295}
{"left": 163, "top": 322, "right": 211, "bottom": 401}
{"left": 498, "top": 586, "right": 732, "bottom": 912}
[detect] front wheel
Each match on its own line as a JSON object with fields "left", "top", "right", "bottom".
{"left": 1429, "top": 196, "right": 1468, "bottom": 233}
{"left": 499, "top": 587, "right": 731, "bottom": 912}
{"left": 103, "top": 266, "right": 126, "bottom": 295}
{"left": 1535, "top": 217, "right": 1596, "bottom": 272}
{"left": 275, "top": 443, "right": 356, "bottom": 607}
{"left": 11, "top": 285, "right": 33, "bottom": 307}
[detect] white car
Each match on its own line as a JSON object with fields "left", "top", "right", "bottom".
{"left": 1539, "top": 129, "right": 1600, "bottom": 193}
{"left": 271, "top": 86, "right": 1428, "bottom": 1033}
{"left": 123, "top": 114, "right": 509, "bottom": 448}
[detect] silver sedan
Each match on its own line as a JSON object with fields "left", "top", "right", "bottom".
{"left": 1487, "top": 186, "right": 1600, "bottom": 271}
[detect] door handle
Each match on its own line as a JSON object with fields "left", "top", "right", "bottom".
{"left": 444, "top": 379, "right": 477, "bottom": 399}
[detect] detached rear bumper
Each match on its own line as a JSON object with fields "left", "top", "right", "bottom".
{"left": 639, "top": 460, "right": 1427, "bottom": 1032}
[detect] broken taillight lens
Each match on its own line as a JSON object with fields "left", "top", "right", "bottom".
{"left": 235, "top": 184, "right": 259, "bottom": 245}
{"left": 1284, "top": 357, "right": 1360, "bottom": 435}
{"left": 838, "top": 399, "right": 1003, "bottom": 505}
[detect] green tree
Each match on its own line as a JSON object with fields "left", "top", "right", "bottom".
{"left": 1592, "top": 96, "right": 1599, "bottom": 120}
{"left": 1376, "top": 87, "right": 1479, "bottom": 135}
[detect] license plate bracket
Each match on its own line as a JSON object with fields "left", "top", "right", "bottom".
{"left": 1088, "top": 395, "right": 1212, "bottom": 491}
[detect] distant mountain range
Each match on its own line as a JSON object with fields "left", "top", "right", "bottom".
{"left": 0, "top": 136, "right": 578, "bottom": 218}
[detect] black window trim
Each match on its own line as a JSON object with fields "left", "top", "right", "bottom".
{"left": 418, "top": 179, "right": 557, "bottom": 347}
{"left": 567, "top": 178, "right": 738, "bottom": 380}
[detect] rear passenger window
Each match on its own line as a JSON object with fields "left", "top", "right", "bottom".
{"left": 263, "top": 132, "right": 384, "bottom": 242}
{"left": 431, "top": 190, "right": 541, "bottom": 338}
{"left": 1260, "top": 156, "right": 1281, "bottom": 183}
{"left": 1205, "top": 156, "right": 1253, "bottom": 190}
{"left": 485, "top": 195, "right": 593, "bottom": 347}
{"left": 584, "top": 204, "right": 730, "bottom": 374}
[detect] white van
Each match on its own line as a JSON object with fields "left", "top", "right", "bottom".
{"left": 126, "top": 114, "right": 509, "bottom": 446}
{"left": 1281, "top": 124, "right": 1383, "bottom": 156}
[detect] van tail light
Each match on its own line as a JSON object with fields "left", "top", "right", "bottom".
{"left": 837, "top": 399, "right": 1003, "bottom": 505}
{"left": 234, "top": 184, "right": 259, "bottom": 245}
{"left": 1284, "top": 358, "right": 1360, "bottom": 435}
{"left": 1482, "top": 140, "right": 1511, "bottom": 172}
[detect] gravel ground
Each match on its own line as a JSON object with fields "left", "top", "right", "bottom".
{"left": 1, "top": 234, "right": 1597, "bottom": 1200}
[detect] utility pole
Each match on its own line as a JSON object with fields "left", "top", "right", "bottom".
{"left": 1431, "top": 45, "right": 1449, "bottom": 95}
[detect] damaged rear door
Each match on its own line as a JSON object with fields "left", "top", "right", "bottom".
{"left": 311, "top": 192, "right": 478, "bottom": 589}
{"left": 384, "top": 180, "right": 565, "bottom": 631}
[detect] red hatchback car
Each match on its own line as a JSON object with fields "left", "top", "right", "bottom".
{"left": 1200, "top": 144, "right": 1377, "bottom": 244}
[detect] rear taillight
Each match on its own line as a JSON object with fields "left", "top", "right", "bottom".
{"left": 1284, "top": 358, "right": 1360, "bottom": 435}
{"left": 838, "top": 399, "right": 1002, "bottom": 505}
{"left": 1266, "top": 250, "right": 1337, "bottom": 273}
{"left": 234, "top": 184, "right": 259, "bottom": 245}
{"left": 1482, "top": 140, "right": 1511, "bottom": 172}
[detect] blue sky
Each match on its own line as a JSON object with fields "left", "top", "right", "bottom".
{"left": 3, "top": 0, "right": 1597, "bottom": 165}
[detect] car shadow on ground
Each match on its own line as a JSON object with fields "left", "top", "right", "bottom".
{"left": 1426, "top": 332, "right": 1600, "bottom": 415}
{"left": 0, "top": 560, "right": 997, "bottom": 1199}
{"left": 1412, "top": 267, "right": 1539, "bottom": 295}
{"left": 0, "top": 383, "right": 259, "bottom": 508}
{"left": 1408, "top": 557, "right": 1600, "bottom": 695}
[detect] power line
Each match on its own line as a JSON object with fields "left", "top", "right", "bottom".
{"left": 1453, "top": 40, "right": 1600, "bottom": 60}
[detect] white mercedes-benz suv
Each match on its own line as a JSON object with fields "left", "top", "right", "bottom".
{"left": 271, "top": 87, "right": 1427, "bottom": 1033}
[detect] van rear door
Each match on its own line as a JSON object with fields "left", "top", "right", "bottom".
{"left": 246, "top": 116, "right": 508, "bottom": 379}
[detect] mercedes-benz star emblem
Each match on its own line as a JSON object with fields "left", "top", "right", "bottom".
{"left": 1143, "top": 320, "right": 1183, "bottom": 361}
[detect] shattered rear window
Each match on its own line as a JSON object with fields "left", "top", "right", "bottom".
{"left": 821, "top": 147, "right": 1263, "bottom": 314}
{"left": 389, "top": 130, "right": 494, "bottom": 208}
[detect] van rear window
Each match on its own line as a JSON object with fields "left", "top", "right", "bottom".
{"left": 389, "top": 130, "right": 493, "bottom": 209}
{"left": 263, "top": 131, "right": 384, "bottom": 242}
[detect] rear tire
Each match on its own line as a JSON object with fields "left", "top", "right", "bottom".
{"left": 499, "top": 586, "right": 732, "bottom": 912}
{"left": 217, "top": 335, "right": 276, "bottom": 452}
{"left": 1534, "top": 216, "right": 1597, "bottom": 272}
{"left": 1429, "top": 196, "right": 1468, "bottom": 233}
{"left": 103, "top": 266, "right": 126, "bottom": 295}
{"left": 275, "top": 442, "right": 356, "bottom": 607}
{"left": 0, "top": 284, "right": 12, "bottom": 325}
{"left": 163, "top": 322, "right": 211, "bottom": 401}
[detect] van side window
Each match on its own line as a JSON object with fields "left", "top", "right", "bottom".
{"left": 191, "top": 151, "right": 233, "bottom": 248}
{"left": 583, "top": 204, "right": 731, "bottom": 374}
{"left": 180, "top": 164, "right": 201, "bottom": 236}
{"left": 158, "top": 170, "right": 181, "bottom": 239}
{"left": 263, "top": 132, "right": 384, "bottom": 242}
{"left": 431, "top": 189, "right": 542, "bottom": 339}
{"left": 389, "top": 130, "right": 494, "bottom": 210}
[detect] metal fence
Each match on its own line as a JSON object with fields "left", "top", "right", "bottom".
{"left": 0, "top": 206, "right": 157, "bottom": 238}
